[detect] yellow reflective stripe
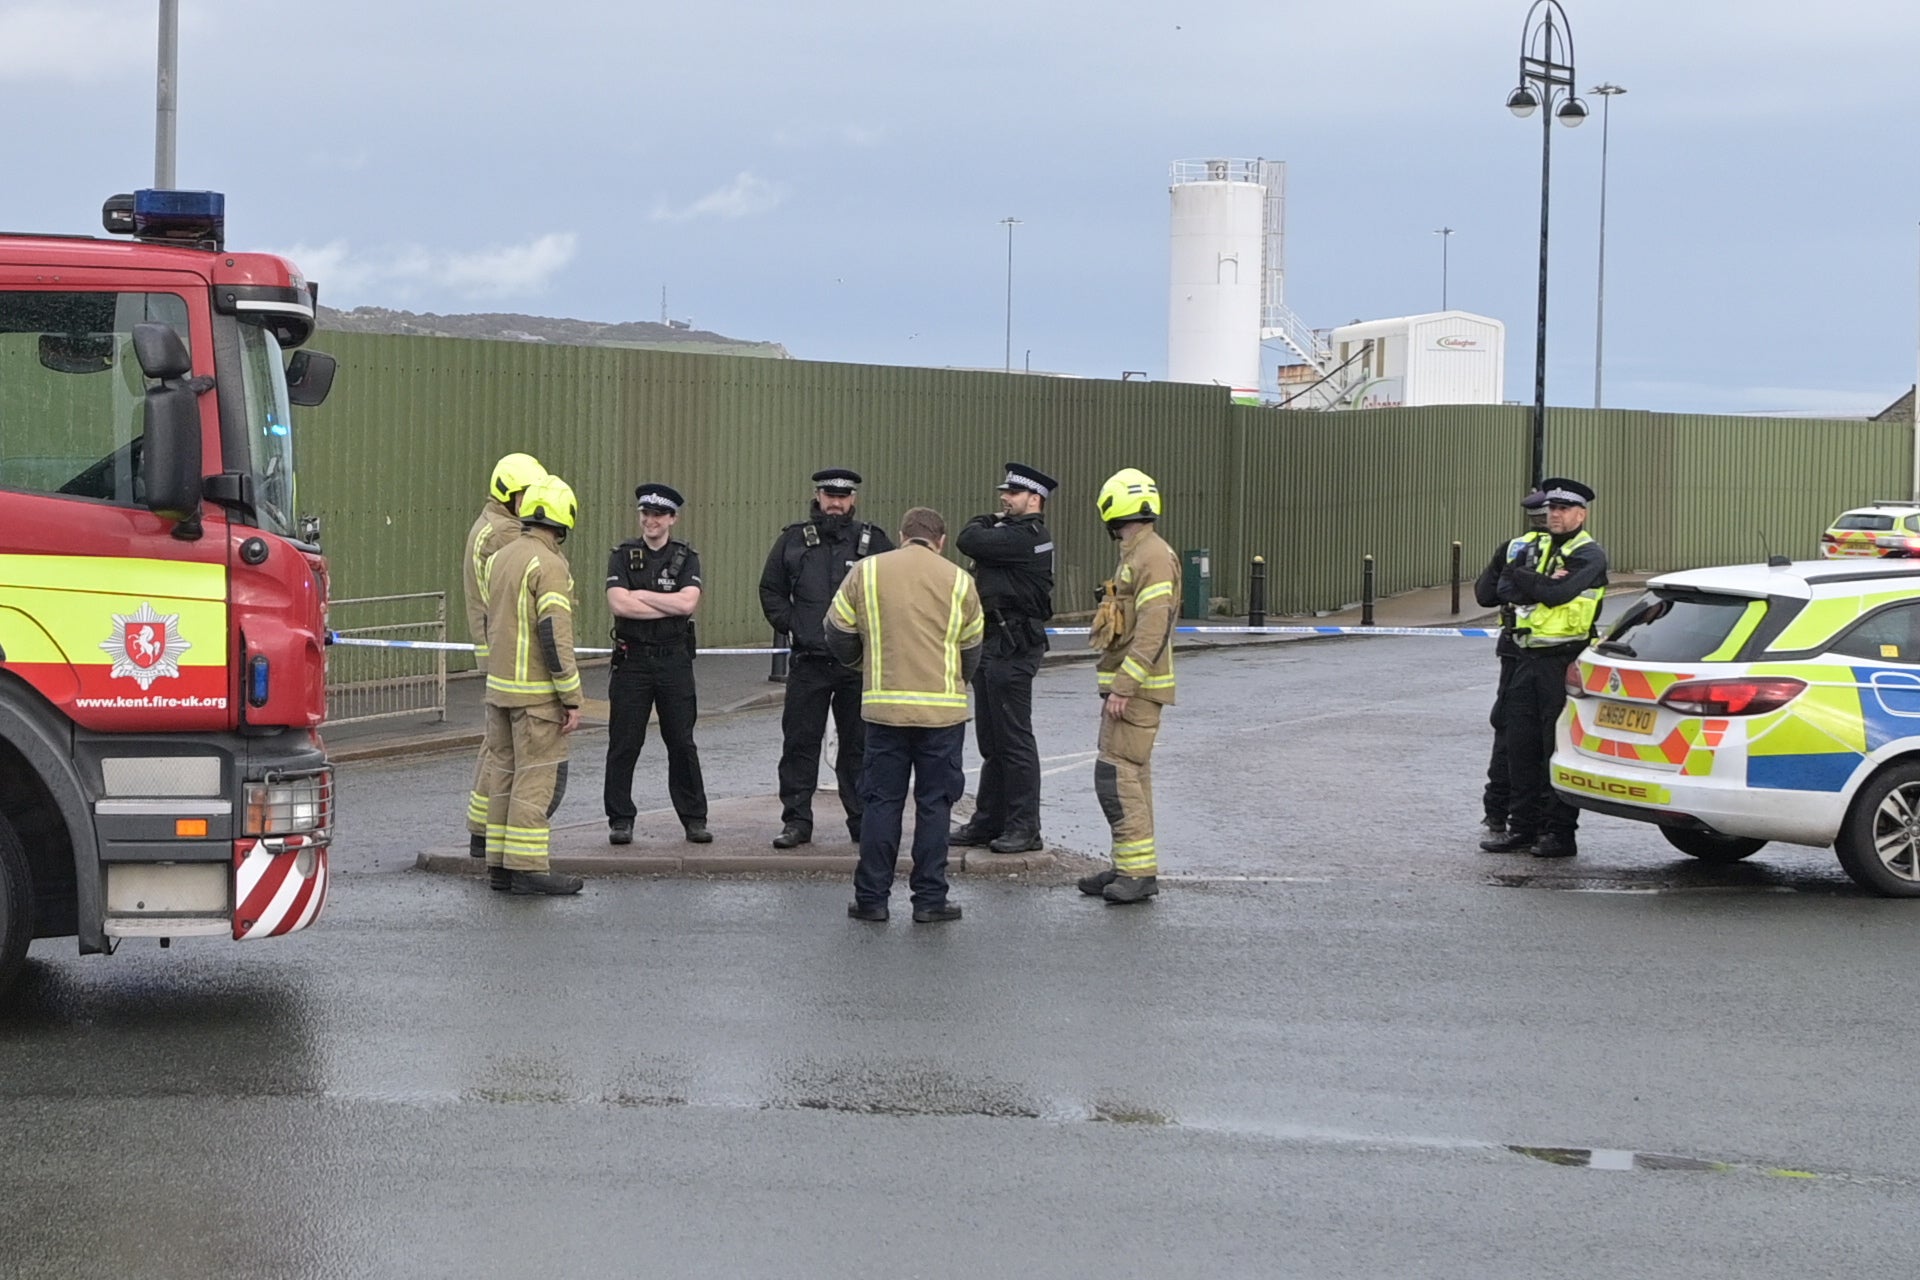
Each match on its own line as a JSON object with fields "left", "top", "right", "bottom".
{"left": 1113, "top": 838, "right": 1155, "bottom": 852}
{"left": 515, "top": 558, "right": 539, "bottom": 682}
{"left": 1097, "top": 671, "right": 1116, "bottom": 687}
{"left": 488, "top": 675, "right": 565, "bottom": 695}
{"left": 551, "top": 672, "right": 581, "bottom": 694}
{"left": 864, "top": 691, "right": 969, "bottom": 707}
{"left": 467, "top": 794, "right": 489, "bottom": 823}
{"left": 1121, "top": 656, "right": 1149, "bottom": 681}
{"left": 1135, "top": 673, "right": 1175, "bottom": 688}
{"left": 861, "top": 558, "right": 883, "bottom": 691}
{"left": 0, "top": 553, "right": 224, "bottom": 600}
{"left": 1137, "top": 581, "right": 1174, "bottom": 605}
{"left": 474, "top": 643, "right": 491, "bottom": 661}
{"left": 944, "top": 571, "right": 968, "bottom": 697}
{"left": 536, "top": 591, "right": 572, "bottom": 614}
{"left": 832, "top": 591, "right": 857, "bottom": 627}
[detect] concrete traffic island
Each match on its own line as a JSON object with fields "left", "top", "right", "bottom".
{"left": 414, "top": 793, "right": 1103, "bottom": 883}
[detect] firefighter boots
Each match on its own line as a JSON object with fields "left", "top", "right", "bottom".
{"left": 488, "top": 866, "right": 512, "bottom": 891}
{"left": 469, "top": 833, "right": 486, "bottom": 859}
{"left": 1103, "top": 875, "right": 1158, "bottom": 905}
{"left": 510, "top": 869, "right": 585, "bottom": 896}
{"left": 1078, "top": 868, "right": 1118, "bottom": 896}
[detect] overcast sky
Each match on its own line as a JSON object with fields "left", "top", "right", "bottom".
{"left": 2, "top": 0, "right": 1914, "bottom": 415}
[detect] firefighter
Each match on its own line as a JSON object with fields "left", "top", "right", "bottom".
{"left": 479, "top": 474, "right": 586, "bottom": 895}
{"left": 1473, "top": 489, "right": 1549, "bottom": 836}
{"left": 603, "top": 482, "right": 710, "bottom": 845}
{"left": 826, "top": 507, "right": 984, "bottom": 923}
{"left": 1079, "top": 468, "right": 1180, "bottom": 905}
{"left": 462, "top": 452, "right": 547, "bottom": 859}
{"left": 758, "top": 467, "right": 895, "bottom": 849}
{"left": 951, "top": 462, "right": 1057, "bottom": 853}
{"left": 1482, "top": 477, "right": 1609, "bottom": 860}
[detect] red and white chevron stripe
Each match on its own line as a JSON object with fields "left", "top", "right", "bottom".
{"left": 233, "top": 837, "right": 328, "bottom": 941}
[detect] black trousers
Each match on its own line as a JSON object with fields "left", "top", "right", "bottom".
{"left": 1504, "top": 646, "right": 1583, "bottom": 839}
{"left": 853, "top": 721, "right": 965, "bottom": 909}
{"left": 970, "top": 645, "right": 1042, "bottom": 835}
{"left": 1482, "top": 651, "right": 1519, "bottom": 823}
{"left": 777, "top": 655, "right": 865, "bottom": 836}
{"left": 603, "top": 645, "right": 707, "bottom": 825}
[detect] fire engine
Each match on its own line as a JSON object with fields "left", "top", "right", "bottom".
{"left": 0, "top": 191, "right": 336, "bottom": 991}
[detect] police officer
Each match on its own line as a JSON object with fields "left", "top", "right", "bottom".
{"left": 604, "top": 483, "right": 710, "bottom": 846}
{"left": 462, "top": 452, "right": 546, "bottom": 859}
{"left": 1473, "top": 489, "right": 1549, "bottom": 836}
{"left": 951, "top": 462, "right": 1056, "bottom": 853}
{"left": 759, "top": 468, "right": 895, "bottom": 848}
{"left": 1482, "top": 477, "right": 1608, "bottom": 860}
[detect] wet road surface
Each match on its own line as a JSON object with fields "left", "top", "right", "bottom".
{"left": 9, "top": 626, "right": 1920, "bottom": 1277}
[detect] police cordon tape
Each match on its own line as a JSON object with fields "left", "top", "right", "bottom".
{"left": 326, "top": 624, "right": 1501, "bottom": 656}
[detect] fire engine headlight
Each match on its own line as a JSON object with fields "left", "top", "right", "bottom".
{"left": 244, "top": 773, "right": 332, "bottom": 836}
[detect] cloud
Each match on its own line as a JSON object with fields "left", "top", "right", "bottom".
{"left": 652, "top": 172, "right": 787, "bottom": 222}
{"left": 261, "top": 232, "right": 578, "bottom": 306}
{"left": 0, "top": 3, "right": 156, "bottom": 83}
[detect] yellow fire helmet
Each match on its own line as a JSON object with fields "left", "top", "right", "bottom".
{"left": 489, "top": 452, "right": 548, "bottom": 504}
{"left": 1096, "top": 467, "right": 1162, "bottom": 526}
{"left": 518, "top": 474, "right": 578, "bottom": 531}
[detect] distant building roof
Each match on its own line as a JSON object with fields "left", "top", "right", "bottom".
{"left": 1875, "top": 385, "right": 1915, "bottom": 423}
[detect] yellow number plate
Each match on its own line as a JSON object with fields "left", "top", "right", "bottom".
{"left": 1595, "top": 701, "right": 1656, "bottom": 735}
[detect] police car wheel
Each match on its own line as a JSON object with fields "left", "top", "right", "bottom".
{"left": 1835, "top": 762, "right": 1920, "bottom": 898}
{"left": 1658, "top": 827, "right": 1766, "bottom": 864}
{"left": 0, "top": 811, "right": 32, "bottom": 995}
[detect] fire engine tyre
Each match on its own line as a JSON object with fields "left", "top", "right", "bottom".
{"left": 1659, "top": 827, "right": 1767, "bottom": 864}
{"left": 0, "top": 811, "right": 31, "bottom": 993}
{"left": 1835, "top": 762, "right": 1920, "bottom": 898}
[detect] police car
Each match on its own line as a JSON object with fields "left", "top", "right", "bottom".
{"left": 1819, "top": 501, "right": 1920, "bottom": 559}
{"left": 1552, "top": 559, "right": 1920, "bottom": 896}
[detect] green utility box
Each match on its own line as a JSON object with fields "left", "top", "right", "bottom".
{"left": 1181, "top": 548, "right": 1211, "bottom": 619}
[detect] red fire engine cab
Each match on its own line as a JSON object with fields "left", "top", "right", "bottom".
{"left": 0, "top": 191, "right": 337, "bottom": 992}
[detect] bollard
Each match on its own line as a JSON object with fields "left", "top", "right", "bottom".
{"left": 1361, "top": 555, "right": 1375, "bottom": 627}
{"left": 1248, "top": 555, "right": 1267, "bottom": 630}
{"left": 769, "top": 630, "right": 789, "bottom": 683}
{"left": 1450, "top": 540, "right": 1462, "bottom": 616}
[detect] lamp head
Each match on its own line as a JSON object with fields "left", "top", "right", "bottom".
{"left": 1506, "top": 86, "right": 1540, "bottom": 118}
{"left": 1557, "top": 98, "right": 1589, "bottom": 127}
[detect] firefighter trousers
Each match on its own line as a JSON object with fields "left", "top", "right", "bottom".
{"left": 480, "top": 702, "right": 572, "bottom": 870}
{"left": 971, "top": 646, "right": 1042, "bottom": 836}
{"left": 467, "top": 713, "right": 503, "bottom": 836}
{"left": 1095, "top": 695, "right": 1162, "bottom": 877}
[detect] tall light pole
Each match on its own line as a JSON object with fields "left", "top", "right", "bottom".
{"left": 1433, "top": 226, "right": 1455, "bottom": 310}
{"left": 1000, "top": 216, "right": 1022, "bottom": 374}
{"left": 155, "top": 0, "right": 178, "bottom": 187}
{"left": 1590, "top": 83, "right": 1626, "bottom": 409}
{"left": 1506, "top": 1, "right": 1587, "bottom": 487}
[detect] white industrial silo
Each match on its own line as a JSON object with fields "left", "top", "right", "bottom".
{"left": 1167, "top": 158, "right": 1280, "bottom": 403}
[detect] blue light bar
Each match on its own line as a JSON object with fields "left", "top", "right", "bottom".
{"left": 132, "top": 189, "right": 225, "bottom": 248}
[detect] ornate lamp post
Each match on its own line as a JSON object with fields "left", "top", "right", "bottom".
{"left": 1590, "top": 83, "right": 1627, "bottom": 409}
{"left": 1506, "top": 1, "right": 1587, "bottom": 486}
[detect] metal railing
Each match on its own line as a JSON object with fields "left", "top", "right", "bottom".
{"left": 324, "top": 592, "right": 447, "bottom": 726}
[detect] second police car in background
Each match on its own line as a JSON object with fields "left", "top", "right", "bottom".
{"left": 1820, "top": 501, "right": 1920, "bottom": 559}
{"left": 1551, "top": 558, "right": 1920, "bottom": 896}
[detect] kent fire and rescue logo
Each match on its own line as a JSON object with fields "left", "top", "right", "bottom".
{"left": 100, "top": 603, "right": 192, "bottom": 690}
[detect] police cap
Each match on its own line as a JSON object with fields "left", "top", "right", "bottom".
{"left": 635, "top": 482, "right": 685, "bottom": 513}
{"left": 1520, "top": 489, "right": 1548, "bottom": 510}
{"left": 1539, "top": 477, "right": 1595, "bottom": 507}
{"left": 996, "top": 462, "right": 1058, "bottom": 498}
{"left": 812, "top": 467, "right": 862, "bottom": 494}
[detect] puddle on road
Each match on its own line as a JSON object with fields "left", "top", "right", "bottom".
{"left": 1509, "top": 1145, "right": 1818, "bottom": 1179}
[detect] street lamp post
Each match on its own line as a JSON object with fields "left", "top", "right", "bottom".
{"left": 1000, "top": 216, "right": 1022, "bottom": 373}
{"left": 1433, "top": 226, "right": 1455, "bottom": 310}
{"left": 155, "top": 0, "right": 178, "bottom": 187}
{"left": 1506, "top": 1, "right": 1587, "bottom": 487}
{"left": 1590, "top": 83, "right": 1626, "bottom": 409}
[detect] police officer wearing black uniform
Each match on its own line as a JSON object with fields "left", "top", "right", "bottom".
{"left": 951, "top": 462, "right": 1057, "bottom": 853}
{"left": 1473, "top": 489, "right": 1549, "bottom": 836}
{"left": 759, "top": 468, "right": 895, "bottom": 848}
{"left": 604, "top": 483, "right": 710, "bottom": 845}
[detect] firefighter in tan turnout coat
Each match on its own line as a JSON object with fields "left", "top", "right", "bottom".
{"left": 1083, "top": 468, "right": 1180, "bottom": 905}
{"left": 479, "top": 474, "right": 586, "bottom": 896}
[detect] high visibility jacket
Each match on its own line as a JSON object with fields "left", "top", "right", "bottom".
{"left": 1096, "top": 525, "right": 1180, "bottom": 704}
{"left": 483, "top": 526, "right": 583, "bottom": 708}
{"left": 1513, "top": 529, "right": 1608, "bottom": 648}
{"left": 825, "top": 541, "right": 984, "bottom": 727}
{"left": 462, "top": 499, "right": 521, "bottom": 661}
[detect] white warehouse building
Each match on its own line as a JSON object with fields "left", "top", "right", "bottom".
{"left": 1325, "top": 311, "right": 1506, "bottom": 409}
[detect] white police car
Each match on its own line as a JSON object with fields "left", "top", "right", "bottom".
{"left": 1552, "top": 558, "right": 1920, "bottom": 895}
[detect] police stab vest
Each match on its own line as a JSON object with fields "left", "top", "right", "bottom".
{"left": 1516, "top": 529, "right": 1604, "bottom": 647}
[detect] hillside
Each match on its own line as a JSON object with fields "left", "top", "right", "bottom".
{"left": 314, "top": 305, "right": 790, "bottom": 359}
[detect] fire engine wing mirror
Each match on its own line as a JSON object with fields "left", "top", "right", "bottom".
{"left": 131, "top": 321, "right": 192, "bottom": 381}
{"left": 285, "top": 349, "right": 337, "bottom": 407}
{"left": 37, "top": 332, "right": 115, "bottom": 375}
{"left": 141, "top": 385, "right": 203, "bottom": 524}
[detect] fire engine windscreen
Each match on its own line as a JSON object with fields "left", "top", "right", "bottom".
{"left": 232, "top": 320, "right": 299, "bottom": 537}
{"left": 0, "top": 290, "right": 191, "bottom": 506}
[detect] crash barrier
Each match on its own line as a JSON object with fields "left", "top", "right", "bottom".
{"left": 325, "top": 593, "right": 449, "bottom": 726}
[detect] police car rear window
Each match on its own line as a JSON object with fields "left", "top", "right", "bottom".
{"left": 1599, "top": 593, "right": 1758, "bottom": 663}
{"left": 1834, "top": 514, "right": 1898, "bottom": 531}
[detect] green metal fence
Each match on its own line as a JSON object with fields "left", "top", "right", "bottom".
{"left": 299, "top": 332, "right": 1915, "bottom": 659}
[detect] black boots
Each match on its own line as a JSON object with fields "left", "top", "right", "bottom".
{"left": 1531, "top": 833, "right": 1579, "bottom": 859}
{"left": 608, "top": 819, "right": 633, "bottom": 846}
{"left": 988, "top": 830, "right": 1044, "bottom": 854}
{"left": 509, "top": 869, "right": 585, "bottom": 896}
{"left": 1479, "top": 830, "right": 1538, "bottom": 854}
{"left": 950, "top": 822, "right": 997, "bottom": 847}
{"left": 1078, "top": 868, "right": 1118, "bottom": 896}
{"left": 488, "top": 866, "right": 511, "bottom": 891}
{"left": 469, "top": 833, "right": 486, "bottom": 859}
{"left": 771, "top": 824, "right": 811, "bottom": 849}
{"left": 1102, "top": 875, "right": 1158, "bottom": 905}
{"left": 684, "top": 821, "right": 712, "bottom": 844}
{"left": 912, "top": 902, "right": 963, "bottom": 923}
{"left": 847, "top": 901, "right": 889, "bottom": 922}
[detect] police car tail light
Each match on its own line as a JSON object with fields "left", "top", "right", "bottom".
{"left": 1565, "top": 662, "right": 1589, "bottom": 698}
{"left": 1659, "top": 677, "right": 1806, "bottom": 717}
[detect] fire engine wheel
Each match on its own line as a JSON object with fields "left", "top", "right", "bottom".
{"left": 0, "top": 811, "right": 32, "bottom": 993}
{"left": 1835, "top": 762, "right": 1920, "bottom": 898}
{"left": 1658, "top": 826, "right": 1767, "bottom": 864}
